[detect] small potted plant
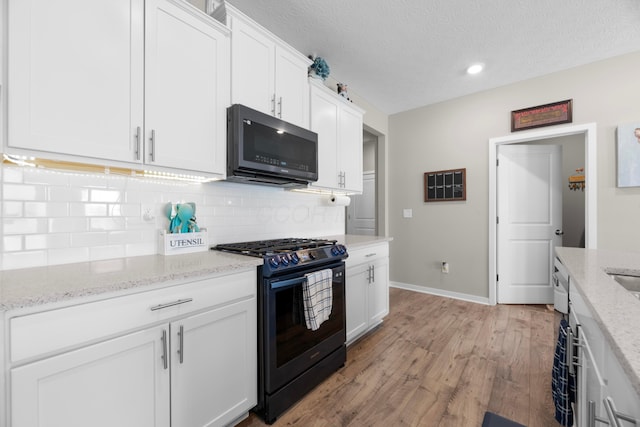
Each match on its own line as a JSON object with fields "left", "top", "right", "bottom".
{"left": 308, "top": 56, "right": 330, "bottom": 80}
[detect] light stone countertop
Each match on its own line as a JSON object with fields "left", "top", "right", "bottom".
{"left": 0, "top": 250, "right": 262, "bottom": 312}
{"left": 555, "top": 247, "right": 640, "bottom": 397}
{"left": 0, "top": 235, "right": 392, "bottom": 313}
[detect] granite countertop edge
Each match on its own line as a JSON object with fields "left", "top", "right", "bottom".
{"left": 555, "top": 247, "right": 640, "bottom": 397}
{"left": 0, "top": 235, "right": 393, "bottom": 313}
{"left": 0, "top": 250, "right": 263, "bottom": 312}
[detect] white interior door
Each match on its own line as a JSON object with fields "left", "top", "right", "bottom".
{"left": 497, "top": 145, "right": 562, "bottom": 304}
{"left": 347, "top": 171, "right": 376, "bottom": 235}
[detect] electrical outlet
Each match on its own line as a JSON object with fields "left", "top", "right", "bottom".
{"left": 141, "top": 203, "right": 156, "bottom": 222}
{"left": 441, "top": 262, "right": 449, "bottom": 274}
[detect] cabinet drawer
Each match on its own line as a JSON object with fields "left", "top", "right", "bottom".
{"left": 9, "top": 270, "right": 255, "bottom": 364}
{"left": 346, "top": 243, "right": 389, "bottom": 267}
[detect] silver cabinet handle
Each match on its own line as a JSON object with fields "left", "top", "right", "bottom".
{"left": 149, "top": 129, "right": 156, "bottom": 162}
{"left": 371, "top": 265, "right": 375, "bottom": 283}
{"left": 161, "top": 329, "right": 168, "bottom": 370}
{"left": 603, "top": 397, "right": 637, "bottom": 427}
{"left": 135, "top": 126, "right": 141, "bottom": 160}
{"left": 150, "top": 298, "right": 193, "bottom": 311}
{"left": 277, "top": 96, "right": 283, "bottom": 118}
{"left": 271, "top": 94, "right": 276, "bottom": 115}
{"left": 178, "top": 325, "right": 185, "bottom": 364}
{"left": 567, "top": 326, "right": 575, "bottom": 375}
{"left": 365, "top": 253, "right": 377, "bottom": 258}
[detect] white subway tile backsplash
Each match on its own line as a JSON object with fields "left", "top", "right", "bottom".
{"left": 69, "top": 202, "right": 108, "bottom": 217}
{"left": 25, "top": 233, "right": 69, "bottom": 250}
{"left": 3, "top": 235, "right": 23, "bottom": 252}
{"left": 1, "top": 164, "right": 345, "bottom": 270}
{"left": 3, "top": 184, "right": 47, "bottom": 201}
{"left": 3, "top": 201, "right": 23, "bottom": 217}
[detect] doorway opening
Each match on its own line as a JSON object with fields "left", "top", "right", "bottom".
{"left": 347, "top": 129, "right": 378, "bottom": 235}
{"left": 488, "top": 123, "right": 598, "bottom": 305}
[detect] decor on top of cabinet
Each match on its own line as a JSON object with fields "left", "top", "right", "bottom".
{"left": 337, "top": 83, "right": 351, "bottom": 101}
{"left": 616, "top": 122, "right": 640, "bottom": 187}
{"left": 568, "top": 167, "right": 585, "bottom": 191}
{"left": 424, "top": 168, "right": 466, "bottom": 202}
{"left": 308, "top": 56, "right": 330, "bottom": 80}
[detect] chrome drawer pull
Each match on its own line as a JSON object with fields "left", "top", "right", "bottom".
{"left": 150, "top": 298, "right": 194, "bottom": 311}
{"left": 365, "top": 253, "right": 377, "bottom": 257}
{"left": 178, "top": 325, "right": 185, "bottom": 364}
{"left": 161, "top": 329, "right": 168, "bottom": 370}
{"left": 603, "top": 396, "right": 637, "bottom": 427}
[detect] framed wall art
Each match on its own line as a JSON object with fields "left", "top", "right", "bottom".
{"left": 424, "top": 168, "right": 466, "bottom": 202}
{"left": 511, "top": 99, "right": 573, "bottom": 132}
{"left": 616, "top": 122, "right": 640, "bottom": 187}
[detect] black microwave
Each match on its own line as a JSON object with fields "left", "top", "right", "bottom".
{"left": 226, "top": 104, "right": 318, "bottom": 188}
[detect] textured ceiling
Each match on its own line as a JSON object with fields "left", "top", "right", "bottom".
{"left": 225, "top": 0, "right": 640, "bottom": 115}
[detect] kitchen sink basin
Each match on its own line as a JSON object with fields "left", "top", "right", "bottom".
{"left": 608, "top": 273, "right": 640, "bottom": 300}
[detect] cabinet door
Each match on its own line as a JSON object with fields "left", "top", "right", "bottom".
{"left": 8, "top": 0, "right": 144, "bottom": 163}
{"left": 11, "top": 326, "right": 170, "bottom": 427}
{"left": 310, "top": 86, "right": 339, "bottom": 189}
{"left": 145, "top": 0, "right": 229, "bottom": 175}
{"left": 171, "top": 297, "right": 257, "bottom": 427}
{"left": 576, "top": 325, "right": 606, "bottom": 427}
{"left": 369, "top": 259, "right": 390, "bottom": 326}
{"left": 274, "top": 46, "right": 310, "bottom": 128}
{"left": 338, "top": 105, "right": 364, "bottom": 193}
{"left": 229, "top": 17, "right": 275, "bottom": 114}
{"left": 346, "top": 264, "right": 369, "bottom": 345}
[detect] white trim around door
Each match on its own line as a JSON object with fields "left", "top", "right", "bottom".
{"left": 488, "top": 123, "right": 598, "bottom": 306}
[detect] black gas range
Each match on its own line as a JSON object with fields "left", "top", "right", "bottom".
{"left": 213, "top": 238, "right": 348, "bottom": 424}
{"left": 215, "top": 237, "right": 348, "bottom": 277}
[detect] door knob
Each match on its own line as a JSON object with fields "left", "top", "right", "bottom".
{"left": 555, "top": 229, "right": 564, "bottom": 236}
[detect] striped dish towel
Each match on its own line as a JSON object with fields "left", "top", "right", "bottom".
{"left": 302, "top": 269, "right": 333, "bottom": 331}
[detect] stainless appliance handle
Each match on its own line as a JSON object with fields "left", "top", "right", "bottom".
{"left": 150, "top": 298, "right": 194, "bottom": 311}
{"left": 161, "top": 329, "right": 168, "bottom": 370}
{"left": 271, "top": 276, "right": 307, "bottom": 290}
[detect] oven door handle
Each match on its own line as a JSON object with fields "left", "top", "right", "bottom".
{"left": 271, "top": 277, "right": 307, "bottom": 290}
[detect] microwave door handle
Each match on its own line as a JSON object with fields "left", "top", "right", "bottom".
{"left": 271, "top": 277, "right": 307, "bottom": 290}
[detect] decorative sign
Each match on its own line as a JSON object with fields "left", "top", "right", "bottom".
{"left": 159, "top": 230, "right": 208, "bottom": 255}
{"left": 424, "top": 168, "right": 466, "bottom": 202}
{"left": 511, "top": 99, "right": 573, "bottom": 132}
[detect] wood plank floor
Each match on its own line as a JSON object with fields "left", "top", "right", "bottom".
{"left": 237, "top": 287, "right": 562, "bottom": 427}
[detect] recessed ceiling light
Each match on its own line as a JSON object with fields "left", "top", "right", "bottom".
{"left": 467, "top": 63, "right": 484, "bottom": 75}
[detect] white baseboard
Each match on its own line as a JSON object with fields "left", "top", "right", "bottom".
{"left": 390, "top": 281, "right": 491, "bottom": 305}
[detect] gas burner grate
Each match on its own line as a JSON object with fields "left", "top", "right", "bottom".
{"left": 214, "top": 238, "right": 338, "bottom": 257}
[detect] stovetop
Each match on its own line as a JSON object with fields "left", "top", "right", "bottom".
{"left": 213, "top": 238, "right": 348, "bottom": 277}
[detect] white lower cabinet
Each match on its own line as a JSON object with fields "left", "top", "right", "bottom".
{"left": 345, "top": 242, "right": 389, "bottom": 345}
{"left": 570, "top": 284, "right": 640, "bottom": 427}
{"left": 7, "top": 271, "right": 257, "bottom": 427}
{"left": 11, "top": 326, "right": 170, "bottom": 427}
{"left": 171, "top": 299, "right": 257, "bottom": 427}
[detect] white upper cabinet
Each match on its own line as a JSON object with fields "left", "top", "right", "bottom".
{"left": 309, "top": 79, "right": 365, "bottom": 194}
{"left": 7, "top": 0, "right": 229, "bottom": 176}
{"left": 8, "top": 0, "right": 145, "bottom": 163}
{"left": 144, "top": 0, "right": 229, "bottom": 175}
{"left": 227, "top": 4, "right": 311, "bottom": 129}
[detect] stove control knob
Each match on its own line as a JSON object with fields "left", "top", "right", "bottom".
{"left": 336, "top": 244, "right": 347, "bottom": 255}
{"left": 268, "top": 257, "right": 279, "bottom": 269}
{"left": 331, "top": 246, "right": 340, "bottom": 256}
{"left": 290, "top": 253, "right": 300, "bottom": 264}
{"left": 280, "top": 254, "right": 290, "bottom": 266}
